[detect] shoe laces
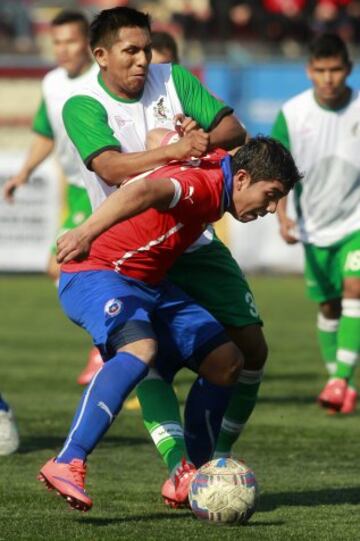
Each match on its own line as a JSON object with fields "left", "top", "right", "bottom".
{"left": 69, "top": 459, "right": 87, "bottom": 487}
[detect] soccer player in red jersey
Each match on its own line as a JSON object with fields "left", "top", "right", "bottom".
{"left": 38, "top": 136, "right": 301, "bottom": 511}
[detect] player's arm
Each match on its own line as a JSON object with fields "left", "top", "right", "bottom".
{"left": 92, "top": 130, "right": 209, "bottom": 185}
{"left": 271, "top": 110, "right": 298, "bottom": 244}
{"left": 277, "top": 196, "right": 298, "bottom": 244}
{"left": 3, "top": 98, "right": 54, "bottom": 202}
{"left": 56, "top": 176, "right": 176, "bottom": 263}
{"left": 62, "top": 95, "right": 209, "bottom": 186}
{"left": 171, "top": 64, "right": 247, "bottom": 150}
{"left": 208, "top": 113, "right": 247, "bottom": 151}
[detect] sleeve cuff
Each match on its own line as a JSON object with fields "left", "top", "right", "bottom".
{"left": 208, "top": 106, "right": 234, "bottom": 131}
{"left": 84, "top": 145, "right": 122, "bottom": 170}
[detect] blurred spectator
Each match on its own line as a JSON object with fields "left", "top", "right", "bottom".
{"left": 0, "top": 0, "right": 36, "bottom": 53}
{"left": 79, "top": 0, "right": 129, "bottom": 7}
{"left": 310, "top": 1, "right": 354, "bottom": 43}
{"left": 171, "top": 0, "right": 212, "bottom": 40}
{"left": 210, "top": 1, "right": 260, "bottom": 41}
{"left": 3, "top": 0, "right": 360, "bottom": 59}
{"left": 345, "top": 0, "right": 360, "bottom": 43}
{"left": 259, "top": 0, "right": 311, "bottom": 43}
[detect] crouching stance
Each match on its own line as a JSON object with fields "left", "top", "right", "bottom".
{"left": 38, "top": 136, "right": 301, "bottom": 511}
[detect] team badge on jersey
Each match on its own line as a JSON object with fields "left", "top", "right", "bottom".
{"left": 104, "top": 298, "right": 122, "bottom": 317}
{"left": 153, "top": 97, "right": 171, "bottom": 124}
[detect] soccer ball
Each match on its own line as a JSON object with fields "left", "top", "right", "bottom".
{"left": 189, "top": 458, "right": 258, "bottom": 525}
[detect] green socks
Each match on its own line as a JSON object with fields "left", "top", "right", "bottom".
{"left": 136, "top": 375, "right": 186, "bottom": 474}
{"left": 334, "top": 299, "right": 360, "bottom": 385}
{"left": 214, "top": 369, "right": 263, "bottom": 457}
{"left": 317, "top": 313, "right": 338, "bottom": 377}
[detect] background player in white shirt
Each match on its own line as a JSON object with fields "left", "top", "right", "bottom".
{"left": 272, "top": 33, "right": 360, "bottom": 414}
{"left": 2, "top": 11, "right": 104, "bottom": 387}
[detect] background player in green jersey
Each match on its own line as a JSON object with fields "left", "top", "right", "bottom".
{"left": 3, "top": 11, "right": 94, "bottom": 281}
{"left": 272, "top": 33, "right": 360, "bottom": 414}
{"left": 59, "top": 6, "right": 271, "bottom": 506}
{"left": 2, "top": 11, "right": 104, "bottom": 386}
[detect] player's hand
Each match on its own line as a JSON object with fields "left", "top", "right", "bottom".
{"left": 3, "top": 172, "right": 28, "bottom": 203}
{"left": 174, "top": 114, "right": 199, "bottom": 136}
{"left": 279, "top": 216, "right": 298, "bottom": 244}
{"left": 170, "top": 129, "right": 210, "bottom": 160}
{"left": 56, "top": 226, "right": 92, "bottom": 264}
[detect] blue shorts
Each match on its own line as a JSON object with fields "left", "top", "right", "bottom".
{"left": 59, "top": 270, "right": 228, "bottom": 382}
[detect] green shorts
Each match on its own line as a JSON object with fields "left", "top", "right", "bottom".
{"left": 304, "top": 230, "right": 360, "bottom": 303}
{"left": 51, "top": 184, "right": 92, "bottom": 254}
{"left": 168, "top": 234, "right": 262, "bottom": 328}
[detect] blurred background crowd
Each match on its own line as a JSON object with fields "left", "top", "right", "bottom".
{"left": 1, "top": 0, "right": 360, "bottom": 62}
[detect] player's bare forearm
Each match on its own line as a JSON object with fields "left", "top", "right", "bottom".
{"left": 277, "top": 196, "right": 298, "bottom": 244}
{"left": 92, "top": 130, "right": 209, "bottom": 186}
{"left": 208, "top": 114, "right": 247, "bottom": 151}
{"left": 56, "top": 178, "right": 174, "bottom": 263}
{"left": 20, "top": 134, "right": 54, "bottom": 176}
{"left": 276, "top": 196, "right": 288, "bottom": 223}
{"left": 3, "top": 134, "right": 54, "bottom": 202}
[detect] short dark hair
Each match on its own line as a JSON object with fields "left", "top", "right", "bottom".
{"left": 90, "top": 7, "right": 151, "bottom": 50}
{"left": 51, "top": 10, "right": 89, "bottom": 37}
{"left": 231, "top": 136, "right": 302, "bottom": 191}
{"left": 309, "top": 33, "right": 350, "bottom": 65}
{"left": 151, "top": 31, "right": 179, "bottom": 63}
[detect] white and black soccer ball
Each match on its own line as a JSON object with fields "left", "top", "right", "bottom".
{"left": 189, "top": 458, "right": 258, "bottom": 525}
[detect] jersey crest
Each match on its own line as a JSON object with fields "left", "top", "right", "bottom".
{"left": 153, "top": 97, "right": 172, "bottom": 124}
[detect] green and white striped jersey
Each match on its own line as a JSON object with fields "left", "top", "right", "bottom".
{"left": 272, "top": 88, "right": 360, "bottom": 246}
{"left": 32, "top": 63, "right": 99, "bottom": 188}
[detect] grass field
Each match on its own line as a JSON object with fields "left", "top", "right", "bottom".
{"left": 0, "top": 275, "right": 359, "bottom": 541}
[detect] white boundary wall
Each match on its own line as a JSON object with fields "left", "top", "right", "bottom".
{"left": 0, "top": 152, "right": 60, "bottom": 272}
{"left": 227, "top": 213, "right": 304, "bottom": 272}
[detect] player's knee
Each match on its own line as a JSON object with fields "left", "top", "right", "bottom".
{"left": 319, "top": 299, "right": 341, "bottom": 319}
{"left": 116, "top": 338, "right": 157, "bottom": 365}
{"left": 199, "top": 342, "right": 244, "bottom": 387}
{"left": 227, "top": 324, "right": 268, "bottom": 371}
{"left": 343, "top": 277, "right": 360, "bottom": 299}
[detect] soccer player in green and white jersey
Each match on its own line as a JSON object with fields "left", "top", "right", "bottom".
{"left": 272, "top": 33, "right": 360, "bottom": 414}
{"left": 3, "top": 11, "right": 104, "bottom": 386}
{"left": 60, "top": 6, "right": 268, "bottom": 505}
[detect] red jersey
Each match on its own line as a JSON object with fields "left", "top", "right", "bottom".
{"left": 62, "top": 149, "right": 232, "bottom": 284}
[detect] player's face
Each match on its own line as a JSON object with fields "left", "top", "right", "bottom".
{"left": 307, "top": 55, "right": 351, "bottom": 107}
{"left": 95, "top": 26, "right": 152, "bottom": 99}
{"left": 232, "top": 173, "right": 287, "bottom": 223}
{"left": 51, "top": 23, "right": 90, "bottom": 78}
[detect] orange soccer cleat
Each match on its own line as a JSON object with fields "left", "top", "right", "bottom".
{"left": 38, "top": 458, "right": 92, "bottom": 511}
{"left": 318, "top": 378, "right": 347, "bottom": 411}
{"left": 161, "top": 459, "right": 196, "bottom": 509}
{"left": 77, "top": 347, "right": 104, "bottom": 386}
{"left": 340, "top": 387, "right": 357, "bottom": 415}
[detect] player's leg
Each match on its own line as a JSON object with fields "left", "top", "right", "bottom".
{"left": 327, "top": 233, "right": 360, "bottom": 412}
{"left": 38, "top": 270, "right": 157, "bottom": 511}
{"left": 52, "top": 184, "right": 102, "bottom": 384}
{"left": 169, "top": 235, "right": 266, "bottom": 457}
{"left": 214, "top": 323, "right": 266, "bottom": 457}
{"left": 136, "top": 369, "right": 187, "bottom": 481}
{"left": 0, "top": 393, "right": 19, "bottom": 456}
{"left": 303, "top": 242, "right": 342, "bottom": 398}
{"left": 315, "top": 233, "right": 360, "bottom": 411}
{"left": 155, "top": 285, "right": 242, "bottom": 506}
{"left": 317, "top": 299, "right": 341, "bottom": 383}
